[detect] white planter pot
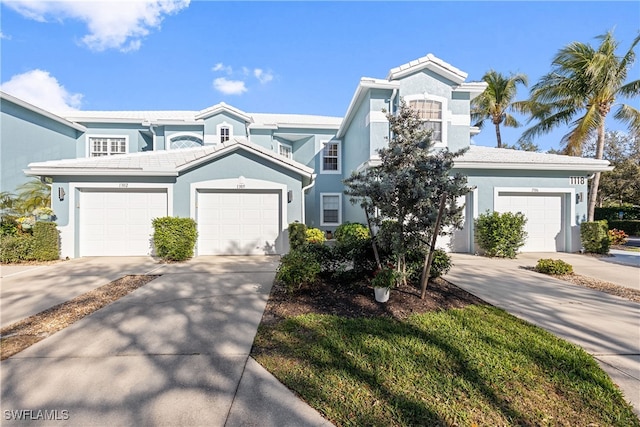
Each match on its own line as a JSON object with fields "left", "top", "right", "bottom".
{"left": 374, "top": 287, "right": 390, "bottom": 303}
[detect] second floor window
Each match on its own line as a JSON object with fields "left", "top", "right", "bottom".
{"left": 409, "top": 99, "right": 442, "bottom": 143}
{"left": 89, "top": 137, "right": 127, "bottom": 157}
{"left": 220, "top": 126, "right": 230, "bottom": 143}
{"left": 279, "top": 143, "right": 292, "bottom": 159}
{"left": 322, "top": 141, "right": 340, "bottom": 173}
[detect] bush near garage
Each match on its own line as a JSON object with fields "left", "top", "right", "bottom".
{"left": 31, "top": 222, "right": 60, "bottom": 261}
{"left": 580, "top": 220, "right": 610, "bottom": 254}
{"left": 275, "top": 248, "right": 321, "bottom": 293}
{"left": 287, "top": 222, "right": 307, "bottom": 250}
{"left": 608, "top": 220, "right": 640, "bottom": 236}
{"left": 152, "top": 217, "right": 198, "bottom": 261}
{"left": 535, "top": 258, "right": 574, "bottom": 275}
{"left": 305, "top": 227, "right": 326, "bottom": 244}
{"left": 475, "top": 211, "right": 528, "bottom": 258}
{"left": 0, "top": 234, "right": 34, "bottom": 263}
{"left": 0, "top": 220, "right": 59, "bottom": 263}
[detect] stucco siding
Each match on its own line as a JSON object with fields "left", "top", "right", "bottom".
{"left": 1, "top": 101, "right": 79, "bottom": 192}
{"left": 203, "top": 113, "right": 247, "bottom": 142}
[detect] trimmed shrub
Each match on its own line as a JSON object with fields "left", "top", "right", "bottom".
{"left": 608, "top": 228, "right": 629, "bottom": 246}
{"left": 595, "top": 206, "right": 640, "bottom": 221}
{"left": 580, "top": 221, "right": 610, "bottom": 254}
{"left": 405, "top": 248, "right": 452, "bottom": 282}
{"left": 152, "top": 217, "right": 198, "bottom": 261}
{"left": 305, "top": 227, "right": 326, "bottom": 244}
{"left": 288, "top": 222, "right": 307, "bottom": 250}
{"left": 535, "top": 258, "right": 573, "bottom": 275}
{"left": 609, "top": 220, "right": 640, "bottom": 236}
{"left": 0, "top": 234, "right": 34, "bottom": 263}
{"left": 335, "top": 222, "right": 370, "bottom": 247}
{"left": 276, "top": 249, "right": 321, "bottom": 292}
{"left": 32, "top": 222, "right": 59, "bottom": 261}
{"left": 475, "top": 211, "right": 528, "bottom": 258}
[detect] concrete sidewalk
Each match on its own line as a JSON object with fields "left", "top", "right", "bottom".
{"left": 446, "top": 253, "right": 640, "bottom": 416}
{"left": 1, "top": 256, "right": 333, "bottom": 426}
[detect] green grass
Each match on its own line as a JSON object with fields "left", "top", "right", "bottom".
{"left": 253, "top": 305, "right": 639, "bottom": 426}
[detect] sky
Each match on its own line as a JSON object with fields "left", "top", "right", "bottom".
{"left": 1, "top": 0, "right": 638, "bottom": 152}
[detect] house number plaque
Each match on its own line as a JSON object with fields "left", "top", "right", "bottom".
{"left": 569, "top": 176, "right": 586, "bottom": 185}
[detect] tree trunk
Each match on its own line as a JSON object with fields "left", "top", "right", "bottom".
{"left": 364, "top": 205, "right": 382, "bottom": 270}
{"left": 587, "top": 124, "right": 606, "bottom": 221}
{"left": 420, "top": 193, "right": 447, "bottom": 299}
{"left": 495, "top": 123, "right": 502, "bottom": 148}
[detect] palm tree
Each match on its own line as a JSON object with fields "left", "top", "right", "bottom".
{"left": 471, "top": 70, "right": 528, "bottom": 148}
{"left": 515, "top": 31, "right": 640, "bottom": 221}
{"left": 15, "top": 179, "right": 51, "bottom": 214}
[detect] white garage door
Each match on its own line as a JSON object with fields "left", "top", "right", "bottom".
{"left": 197, "top": 191, "right": 281, "bottom": 255}
{"left": 495, "top": 192, "right": 565, "bottom": 252}
{"left": 79, "top": 189, "right": 168, "bottom": 256}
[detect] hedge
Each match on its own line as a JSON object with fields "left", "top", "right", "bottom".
{"left": 608, "top": 220, "right": 640, "bottom": 236}
{"left": 152, "top": 217, "right": 198, "bottom": 261}
{"left": 31, "top": 222, "right": 60, "bottom": 261}
{"left": 580, "top": 221, "right": 610, "bottom": 254}
{"left": 595, "top": 206, "right": 640, "bottom": 221}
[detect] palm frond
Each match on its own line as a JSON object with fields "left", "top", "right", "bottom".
{"left": 614, "top": 104, "right": 640, "bottom": 135}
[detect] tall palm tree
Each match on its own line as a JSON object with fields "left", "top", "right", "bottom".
{"left": 515, "top": 31, "right": 640, "bottom": 221}
{"left": 471, "top": 70, "right": 528, "bottom": 148}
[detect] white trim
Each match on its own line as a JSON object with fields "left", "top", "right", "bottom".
{"left": 167, "top": 132, "right": 204, "bottom": 150}
{"left": 320, "top": 192, "right": 342, "bottom": 226}
{"left": 454, "top": 161, "right": 613, "bottom": 172}
{"left": 195, "top": 102, "right": 252, "bottom": 122}
{"left": 386, "top": 53, "right": 467, "bottom": 84}
{"left": 59, "top": 182, "right": 173, "bottom": 259}
{"left": 216, "top": 122, "right": 233, "bottom": 144}
{"left": 86, "top": 134, "right": 129, "bottom": 157}
{"left": 404, "top": 94, "right": 448, "bottom": 148}
{"left": 320, "top": 139, "right": 341, "bottom": 174}
{"left": 190, "top": 178, "right": 287, "bottom": 255}
{"left": 0, "top": 91, "right": 87, "bottom": 132}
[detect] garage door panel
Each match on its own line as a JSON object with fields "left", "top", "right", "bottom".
{"left": 495, "top": 192, "right": 565, "bottom": 252}
{"left": 197, "top": 190, "right": 281, "bottom": 255}
{"left": 80, "top": 189, "right": 167, "bottom": 256}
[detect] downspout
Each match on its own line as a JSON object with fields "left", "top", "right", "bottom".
{"left": 301, "top": 174, "right": 317, "bottom": 224}
{"left": 387, "top": 88, "right": 398, "bottom": 143}
{"left": 144, "top": 122, "right": 157, "bottom": 150}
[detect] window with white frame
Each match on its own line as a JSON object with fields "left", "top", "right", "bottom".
{"left": 170, "top": 134, "right": 203, "bottom": 149}
{"left": 278, "top": 142, "right": 293, "bottom": 159}
{"left": 321, "top": 193, "right": 341, "bottom": 225}
{"left": 321, "top": 140, "right": 340, "bottom": 173}
{"left": 219, "top": 126, "right": 230, "bottom": 143}
{"left": 409, "top": 99, "right": 443, "bottom": 143}
{"left": 88, "top": 136, "right": 127, "bottom": 157}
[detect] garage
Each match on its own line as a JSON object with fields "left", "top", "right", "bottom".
{"left": 79, "top": 189, "right": 168, "bottom": 256}
{"left": 196, "top": 190, "right": 281, "bottom": 255}
{"left": 494, "top": 191, "right": 566, "bottom": 252}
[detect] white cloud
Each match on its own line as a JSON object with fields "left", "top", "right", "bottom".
{"left": 212, "top": 63, "right": 233, "bottom": 75}
{"left": 0, "top": 31, "right": 10, "bottom": 40}
{"left": 0, "top": 69, "right": 83, "bottom": 112}
{"left": 254, "top": 68, "right": 274, "bottom": 84}
{"left": 5, "top": 0, "right": 190, "bottom": 52}
{"left": 213, "top": 78, "right": 247, "bottom": 96}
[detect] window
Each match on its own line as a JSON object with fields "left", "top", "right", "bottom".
{"left": 88, "top": 136, "right": 127, "bottom": 157}
{"left": 321, "top": 193, "right": 341, "bottom": 225}
{"left": 409, "top": 99, "right": 443, "bottom": 142}
{"left": 279, "top": 143, "right": 292, "bottom": 159}
{"left": 220, "top": 126, "right": 230, "bottom": 143}
{"left": 321, "top": 141, "right": 341, "bottom": 173}
{"left": 170, "top": 134, "right": 203, "bottom": 149}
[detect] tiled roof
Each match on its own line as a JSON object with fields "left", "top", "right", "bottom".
{"left": 25, "top": 138, "right": 315, "bottom": 177}
{"left": 386, "top": 53, "right": 468, "bottom": 83}
{"left": 455, "top": 146, "right": 612, "bottom": 171}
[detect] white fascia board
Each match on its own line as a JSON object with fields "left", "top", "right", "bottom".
{"left": 68, "top": 117, "right": 148, "bottom": 124}
{"left": 248, "top": 123, "right": 279, "bottom": 130}
{"left": 453, "top": 162, "right": 614, "bottom": 172}
{"left": 277, "top": 122, "right": 340, "bottom": 130}
{"left": 1, "top": 91, "right": 87, "bottom": 132}
{"left": 453, "top": 82, "right": 488, "bottom": 100}
{"left": 194, "top": 102, "right": 252, "bottom": 122}
{"left": 337, "top": 78, "right": 400, "bottom": 138}
{"left": 148, "top": 120, "right": 202, "bottom": 125}
{"left": 24, "top": 168, "right": 178, "bottom": 177}
{"left": 386, "top": 54, "right": 467, "bottom": 84}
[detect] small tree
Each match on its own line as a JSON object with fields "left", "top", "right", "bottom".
{"left": 344, "top": 101, "right": 470, "bottom": 298}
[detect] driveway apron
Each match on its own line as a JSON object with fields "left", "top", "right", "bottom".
{"left": 446, "top": 253, "right": 640, "bottom": 416}
{"left": 1, "top": 256, "right": 332, "bottom": 426}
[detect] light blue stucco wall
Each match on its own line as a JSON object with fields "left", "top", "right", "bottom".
{"left": 203, "top": 113, "right": 247, "bottom": 141}
{"left": 1, "top": 99, "right": 80, "bottom": 192}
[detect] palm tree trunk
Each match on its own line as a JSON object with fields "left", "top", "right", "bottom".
{"left": 587, "top": 123, "right": 606, "bottom": 221}
{"left": 495, "top": 123, "right": 502, "bottom": 148}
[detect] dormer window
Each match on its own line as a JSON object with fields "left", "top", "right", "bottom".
{"left": 279, "top": 142, "right": 293, "bottom": 159}
{"left": 409, "top": 99, "right": 442, "bottom": 142}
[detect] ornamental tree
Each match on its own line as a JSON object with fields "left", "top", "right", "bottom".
{"left": 344, "top": 101, "right": 470, "bottom": 297}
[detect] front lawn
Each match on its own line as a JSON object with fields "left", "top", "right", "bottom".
{"left": 253, "top": 283, "right": 639, "bottom": 426}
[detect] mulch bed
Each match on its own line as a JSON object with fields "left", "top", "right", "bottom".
{"left": 0, "top": 275, "right": 159, "bottom": 360}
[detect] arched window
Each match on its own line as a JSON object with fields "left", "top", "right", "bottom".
{"left": 170, "top": 134, "right": 204, "bottom": 149}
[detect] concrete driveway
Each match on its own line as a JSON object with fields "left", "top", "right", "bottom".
{"left": 1, "top": 256, "right": 332, "bottom": 426}
{"left": 446, "top": 253, "right": 640, "bottom": 416}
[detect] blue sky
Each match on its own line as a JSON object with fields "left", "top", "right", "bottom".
{"left": 1, "top": 1, "right": 638, "bottom": 152}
